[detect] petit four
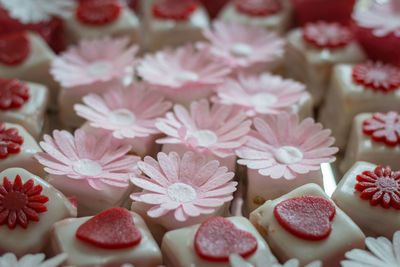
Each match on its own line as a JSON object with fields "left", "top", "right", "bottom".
{"left": 284, "top": 21, "right": 365, "bottom": 106}
{"left": 35, "top": 129, "right": 141, "bottom": 216}
{"left": 236, "top": 113, "right": 338, "bottom": 212}
{"left": 161, "top": 216, "right": 276, "bottom": 267}
{"left": 0, "top": 252, "right": 67, "bottom": 267}
{"left": 250, "top": 183, "right": 365, "bottom": 266}
{"left": 332, "top": 162, "right": 400, "bottom": 238}
{"left": 156, "top": 99, "right": 251, "bottom": 172}
{"left": 51, "top": 208, "right": 162, "bottom": 267}
{"left": 0, "top": 167, "right": 77, "bottom": 257}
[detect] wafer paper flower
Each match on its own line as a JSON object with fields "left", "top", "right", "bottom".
{"left": 236, "top": 113, "right": 338, "bottom": 179}
{"left": 0, "top": 252, "right": 67, "bottom": 267}
{"left": 130, "top": 151, "right": 237, "bottom": 221}
{"left": 201, "top": 21, "right": 284, "bottom": 71}
{"left": 229, "top": 254, "right": 322, "bottom": 267}
{"left": 51, "top": 37, "right": 138, "bottom": 88}
{"left": 213, "top": 72, "right": 306, "bottom": 117}
{"left": 35, "top": 129, "right": 140, "bottom": 190}
{"left": 156, "top": 99, "right": 251, "bottom": 158}
{"left": 74, "top": 84, "right": 172, "bottom": 139}
{"left": 342, "top": 230, "right": 400, "bottom": 267}
{"left": 137, "top": 44, "right": 230, "bottom": 91}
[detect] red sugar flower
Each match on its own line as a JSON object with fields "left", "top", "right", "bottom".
{"left": 235, "top": 0, "right": 282, "bottom": 17}
{"left": 0, "top": 78, "right": 30, "bottom": 111}
{"left": 0, "top": 122, "right": 24, "bottom": 159}
{"left": 0, "top": 175, "right": 49, "bottom": 229}
{"left": 363, "top": 111, "right": 400, "bottom": 147}
{"left": 355, "top": 166, "right": 400, "bottom": 209}
{"left": 76, "top": 0, "right": 122, "bottom": 25}
{"left": 303, "top": 21, "right": 352, "bottom": 49}
{"left": 152, "top": 0, "right": 198, "bottom": 20}
{"left": 0, "top": 32, "right": 31, "bottom": 65}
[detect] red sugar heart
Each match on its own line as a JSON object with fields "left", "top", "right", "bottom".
{"left": 0, "top": 32, "right": 30, "bottom": 65}
{"left": 76, "top": 207, "right": 142, "bottom": 249}
{"left": 194, "top": 217, "right": 258, "bottom": 262}
{"left": 76, "top": 0, "right": 122, "bottom": 25}
{"left": 152, "top": 0, "right": 199, "bottom": 21}
{"left": 274, "top": 196, "right": 336, "bottom": 241}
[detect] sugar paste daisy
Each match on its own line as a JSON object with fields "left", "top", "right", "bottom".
{"left": 229, "top": 254, "right": 322, "bottom": 267}
{"left": 0, "top": 252, "right": 67, "bottom": 267}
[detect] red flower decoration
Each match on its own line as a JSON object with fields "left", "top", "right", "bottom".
{"left": 76, "top": 0, "right": 122, "bottom": 25}
{"left": 363, "top": 112, "right": 400, "bottom": 147}
{"left": 152, "top": 0, "right": 198, "bottom": 21}
{"left": 0, "top": 122, "right": 24, "bottom": 159}
{"left": 352, "top": 61, "right": 400, "bottom": 92}
{"left": 0, "top": 175, "right": 49, "bottom": 229}
{"left": 302, "top": 21, "right": 352, "bottom": 49}
{"left": 355, "top": 166, "right": 400, "bottom": 209}
{"left": 0, "top": 32, "right": 31, "bottom": 65}
{"left": 235, "top": 0, "right": 282, "bottom": 17}
{"left": 0, "top": 78, "right": 30, "bottom": 111}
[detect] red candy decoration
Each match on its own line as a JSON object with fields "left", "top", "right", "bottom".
{"left": 77, "top": 0, "right": 122, "bottom": 25}
{"left": 152, "top": 0, "right": 199, "bottom": 21}
{"left": 0, "top": 175, "right": 49, "bottom": 229}
{"left": 0, "top": 78, "right": 30, "bottom": 110}
{"left": 194, "top": 217, "right": 258, "bottom": 262}
{"left": 76, "top": 207, "right": 142, "bottom": 249}
{"left": 302, "top": 21, "right": 352, "bottom": 49}
{"left": 199, "top": 0, "right": 229, "bottom": 19}
{"left": 0, "top": 32, "right": 30, "bottom": 65}
{"left": 0, "top": 122, "right": 24, "bottom": 159}
{"left": 274, "top": 196, "right": 336, "bottom": 241}
{"left": 355, "top": 166, "right": 400, "bottom": 209}
{"left": 236, "top": 0, "right": 282, "bottom": 17}
{"left": 363, "top": 112, "right": 400, "bottom": 147}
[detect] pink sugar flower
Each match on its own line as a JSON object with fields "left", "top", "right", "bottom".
{"left": 51, "top": 36, "right": 139, "bottom": 88}
{"left": 130, "top": 151, "right": 237, "bottom": 221}
{"left": 35, "top": 129, "right": 140, "bottom": 190}
{"left": 236, "top": 113, "right": 338, "bottom": 179}
{"left": 156, "top": 99, "right": 251, "bottom": 158}
{"left": 74, "top": 84, "right": 172, "bottom": 139}
{"left": 213, "top": 72, "right": 306, "bottom": 117}
{"left": 0, "top": 252, "right": 68, "bottom": 267}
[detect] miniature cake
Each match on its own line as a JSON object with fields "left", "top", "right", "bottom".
{"left": 236, "top": 113, "right": 338, "bottom": 212}
{"left": 156, "top": 99, "right": 251, "bottom": 172}
{"left": 35, "top": 129, "right": 141, "bottom": 216}
{"left": 51, "top": 207, "right": 162, "bottom": 266}
{"left": 0, "top": 78, "right": 48, "bottom": 140}
{"left": 341, "top": 112, "right": 400, "bottom": 173}
{"left": 0, "top": 167, "right": 77, "bottom": 257}
{"left": 161, "top": 216, "right": 277, "bottom": 267}
{"left": 332, "top": 162, "right": 400, "bottom": 238}
{"left": 318, "top": 62, "right": 400, "bottom": 149}
{"left": 250, "top": 183, "right": 365, "bottom": 266}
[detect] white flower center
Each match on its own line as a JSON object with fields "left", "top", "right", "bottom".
{"left": 174, "top": 71, "right": 199, "bottom": 83}
{"left": 88, "top": 61, "right": 112, "bottom": 76}
{"left": 167, "top": 183, "right": 197, "bottom": 203}
{"left": 107, "top": 109, "right": 136, "bottom": 126}
{"left": 250, "top": 93, "right": 278, "bottom": 107}
{"left": 73, "top": 159, "right": 103, "bottom": 176}
{"left": 192, "top": 130, "right": 218, "bottom": 147}
{"left": 230, "top": 43, "right": 253, "bottom": 56}
{"left": 275, "top": 146, "right": 303, "bottom": 164}
{"left": 367, "top": 69, "right": 388, "bottom": 82}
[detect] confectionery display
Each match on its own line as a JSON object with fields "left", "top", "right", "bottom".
{"left": 1, "top": 0, "right": 400, "bottom": 266}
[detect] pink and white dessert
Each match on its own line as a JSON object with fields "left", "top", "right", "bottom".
{"left": 75, "top": 84, "right": 172, "bottom": 157}
{"left": 332, "top": 162, "right": 400, "bottom": 238}
{"left": 201, "top": 21, "right": 285, "bottom": 74}
{"left": 341, "top": 112, "right": 400, "bottom": 173}
{"left": 250, "top": 183, "right": 365, "bottom": 266}
{"left": 318, "top": 61, "right": 400, "bottom": 149}
{"left": 161, "top": 216, "right": 276, "bottom": 267}
{"left": 0, "top": 122, "right": 43, "bottom": 177}
{"left": 0, "top": 78, "right": 48, "bottom": 140}
{"left": 0, "top": 252, "right": 67, "bottom": 267}
{"left": 229, "top": 253, "right": 322, "bottom": 267}
{"left": 236, "top": 113, "right": 338, "bottom": 212}
{"left": 0, "top": 167, "right": 77, "bottom": 257}
{"left": 51, "top": 207, "right": 162, "bottom": 267}
{"left": 219, "top": 0, "right": 292, "bottom": 35}
{"left": 138, "top": 44, "right": 230, "bottom": 106}
{"left": 285, "top": 21, "right": 366, "bottom": 106}
{"left": 130, "top": 151, "right": 237, "bottom": 243}
{"left": 51, "top": 36, "right": 138, "bottom": 127}
{"left": 34, "top": 129, "right": 141, "bottom": 216}
{"left": 156, "top": 99, "right": 251, "bottom": 172}
{"left": 213, "top": 72, "right": 313, "bottom": 120}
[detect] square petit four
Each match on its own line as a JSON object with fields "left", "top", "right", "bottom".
{"left": 319, "top": 62, "right": 400, "bottom": 149}
{"left": 332, "top": 161, "right": 400, "bottom": 238}
{"left": 284, "top": 22, "right": 365, "bottom": 106}
{"left": 0, "top": 78, "right": 48, "bottom": 140}
{"left": 0, "top": 167, "right": 77, "bottom": 257}
{"left": 250, "top": 183, "right": 365, "bottom": 266}
{"left": 51, "top": 208, "right": 162, "bottom": 267}
{"left": 161, "top": 216, "right": 278, "bottom": 267}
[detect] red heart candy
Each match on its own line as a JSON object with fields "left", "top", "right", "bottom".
{"left": 76, "top": 0, "right": 122, "bottom": 25}
{"left": 274, "top": 196, "right": 336, "bottom": 241}
{"left": 76, "top": 207, "right": 142, "bottom": 249}
{"left": 194, "top": 217, "right": 258, "bottom": 262}
{"left": 152, "top": 0, "right": 199, "bottom": 21}
{"left": 0, "top": 32, "right": 30, "bottom": 65}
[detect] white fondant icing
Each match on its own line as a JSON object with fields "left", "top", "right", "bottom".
{"left": 191, "top": 129, "right": 218, "bottom": 147}
{"left": 72, "top": 159, "right": 103, "bottom": 177}
{"left": 108, "top": 109, "right": 136, "bottom": 126}
{"left": 167, "top": 183, "right": 197, "bottom": 203}
{"left": 275, "top": 146, "right": 303, "bottom": 164}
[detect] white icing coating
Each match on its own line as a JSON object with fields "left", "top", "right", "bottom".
{"left": 72, "top": 159, "right": 103, "bottom": 177}
{"left": 191, "top": 129, "right": 218, "bottom": 147}
{"left": 107, "top": 109, "right": 136, "bottom": 126}
{"left": 88, "top": 61, "right": 112, "bottom": 76}
{"left": 167, "top": 183, "right": 197, "bottom": 203}
{"left": 275, "top": 146, "right": 303, "bottom": 164}
{"left": 230, "top": 43, "right": 253, "bottom": 56}
{"left": 174, "top": 71, "right": 199, "bottom": 83}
